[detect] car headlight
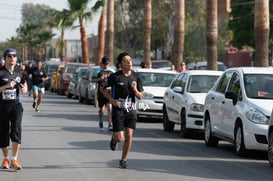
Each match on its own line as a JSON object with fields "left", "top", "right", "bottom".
{"left": 246, "top": 108, "right": 268, "bottom": 125}
{"left": 190, "top": 103, "right": 204, "bottom": 112}
{"left": 142, "top": 92, "right": 153, "bottom": 99}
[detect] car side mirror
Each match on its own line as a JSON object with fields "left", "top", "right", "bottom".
{"left": 225, "top": 91, "right": 237, "bottom": 105}
{"left": 173, "top": 86, "right": 183, "bottom": 94}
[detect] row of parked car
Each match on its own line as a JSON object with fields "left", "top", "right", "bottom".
{"left": 160, "top": 66, "right": 273, "bottom": 167}
{"left": 42, "top": 60, "right": 273, "bottom": 166}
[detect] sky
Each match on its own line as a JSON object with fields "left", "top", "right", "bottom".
{"left": 0, "top": 0, "right": 100, "bottom": 41}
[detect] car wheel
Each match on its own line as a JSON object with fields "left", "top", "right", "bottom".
{"left": 163, "top": 107, "right": 174, "bottom": 132}
{"left": 67, "top": 92, "right": 72, "bottom": 98}
{"left": 85, "top": 89, "right": 91, "bottom": 105}
{"left": 204, "top": 115, "right": 218, "bottom": 147}
{"left": 79, "top": 93, "right": 84, "bottom": 103}
{"left": 235, "top": 123, "right": 246, "bottom": 155}
{"left": 268, "top": 131, "right": 273, "bottom": 167}
{"left": 180, "top": 109, "right": 190, "bottom": 137}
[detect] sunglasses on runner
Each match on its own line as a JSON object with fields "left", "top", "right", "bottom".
{"left": 7, "top": 54, "right": 17, "bottom": 58}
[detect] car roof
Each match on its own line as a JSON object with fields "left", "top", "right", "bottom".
{"left": 182, "top": 70, "right": 223, "bottom": 76}
{"left": 135, "top": 68, "right": 177, "bottom": 74}
{"left": 225, "top": 67, "right": 273, "bottom": 74}
{"left": 187, "top": 61, "right": 224, "bottom": 66}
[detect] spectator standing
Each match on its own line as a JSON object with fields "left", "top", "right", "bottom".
{"left": 0, "top": 48, "right": 27, "bottom": 170}
{"left": 100, "top": 52, "right": 143, "bottom": 168}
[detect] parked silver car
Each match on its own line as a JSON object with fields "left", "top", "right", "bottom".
{"left": 78, "top": 65, "right": 100, "bottom": 105}
{"left": 67, "top": 66, "right": 88, "bottom": 98}
{"left": 135, "top": 68, "right": 177, "bottom": 121}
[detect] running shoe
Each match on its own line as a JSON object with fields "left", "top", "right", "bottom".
{"left": 108, "top": 125, "right": 113, "bottom": 132}
{"left": 10, "top": 160, "right": 22, "bottom": 170}
{"left": 35, "top": 105, "right": 40, "bottom": 112}
{"left": 110, "top": 138, "right": 117, "bottom": 151}
{"left": 119, "top": 160, "right": 127, "bottom": 169}
{"left": 1, "top": 159, "right": 9, "bottom": 169}
{"left": 32, "top": 101, "right": 36, "bottom": 109}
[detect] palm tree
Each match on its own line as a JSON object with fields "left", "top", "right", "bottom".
{"left": 68, "top": 0, "right": 92, "bottom": 64}
{"left": 52, "top": 9, "right": 75, "bottom": 61}
{"left": 105, "top": 0, "right": 114, "bottom": 64}
{"left": 172, "top": 0, "right": 185, "bottom": 71}
{"left": 143, "top": 0, "right": 152, "bottom": 66}
{"left": 254, "top": 0, "right": 269, "bottom": 67}
{"left": 206, "top": 0, "right": 218, "bottom": 70}
{"left": 92, "top": 0, "right": 106, "bottom": 65}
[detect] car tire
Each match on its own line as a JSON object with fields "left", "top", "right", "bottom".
{"left": 204, "top": 115, "right": 218, "bottom": 147}
{"left": 163, "top": 107, "right": 174, "bottom": 132}
{"left": 268, "top": 131, "right": 273, "bottom": 167}
{"left": 235, "top": 123, "right": 246, "bottom": 155}
{"left": 85, "top": 89, "right": 91, "bottom": 105}
{"left": 180, "top": 109, "right": 190, "bottom": 138}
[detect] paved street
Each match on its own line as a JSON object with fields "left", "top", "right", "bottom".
{"left": 1, "top": 92, "right": 273, "bottom": 181}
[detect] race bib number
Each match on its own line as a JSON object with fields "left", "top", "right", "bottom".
{"left": 2, "top": 89, "right": 17, "bottom": 100}
{"left": 119, "top": 97, "right": 132, "bottom": 109}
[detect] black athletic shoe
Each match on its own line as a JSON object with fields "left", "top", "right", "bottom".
{"left": 119, "top": 160, "right": 127, "bottom": 169}
{"left": 32, "top": 101, "right": 36, "bottom": 109}
{"left": 110, "top": 138, "right": 117, "bottom": 151}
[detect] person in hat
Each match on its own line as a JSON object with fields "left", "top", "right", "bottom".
{"left": 100, "top": 52, "right": 143, "bottom": 168}
{"left": 92, "top": 56, "right": 115, "bottom": 131}
{"left": 0, "top": 48, "right": 28, "bottom": 170}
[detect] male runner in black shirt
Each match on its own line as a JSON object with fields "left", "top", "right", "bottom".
{"left": 101, "top": 52, "right": 143, "bottom": 168}
{"left": 0, "top": 48, "right": 27, "bottom": 170}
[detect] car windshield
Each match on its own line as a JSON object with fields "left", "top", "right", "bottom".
{"left": 66, "top": 65, "right": 80, "bottom": 73}
{"left": 187, "top": 75, "right": 220, "bottom": 93}
{"left": 244, "top": 74, "right": 273, "bottom": 99}
{"left": 48, "top": 64, "right": 60, "bottom": 74}
{"left": 140, "top": 72, "right": 176, "bottom": 87}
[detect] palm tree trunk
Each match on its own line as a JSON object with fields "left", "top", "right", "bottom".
{"left": 105, "top": 0, "right": 114, "bottom": 64}
{"left": 254, "top": 0, "right": 269, "bottom": 67}
{"left": 172, "top": 0, "right": 185, "bottom": 72}
{"left": 96, "top": 7, "right": 106, "bottom": 65}
{"left": 79, "top": 17, "right": 90, "bottom": 64}
{"left": 206, "top": 0, "right": 218, "bottom": 70}
{"left": 144, "top": 0, "right": 152, "bottom": 65}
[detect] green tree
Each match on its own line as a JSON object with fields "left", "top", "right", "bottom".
{"left": 52, "top": 9, "right": 75, "bottom": 61}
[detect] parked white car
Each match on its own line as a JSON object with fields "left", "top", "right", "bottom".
{"left": 204, "top": 67, "right": 273, "bottom": 155}
{"left": 268, "top": 110, "right": 273, "bottom": 166}
{"left": 135, "top": 69, "right": 177, "bottom": 121}
{"left": 163, "top": 70, "right": 222, "bottom": 137}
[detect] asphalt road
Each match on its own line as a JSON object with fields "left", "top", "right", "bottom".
{"left": 1, "top": 92, "right": 273, "bottom": 181}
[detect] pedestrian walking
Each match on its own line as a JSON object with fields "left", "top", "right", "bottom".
{"left": 91, "top": 56, "right": 115, "bottom": 131}
{"left": 100, "top": 52, "right": 143, "bottom": 168}
{"left": 31, "top": 60, "right": 48, "bottom": 112}
{"left": 0, "top": 48, "right": 28, "bottom": 170}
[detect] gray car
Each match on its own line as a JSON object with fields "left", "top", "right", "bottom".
{"left": 67, "top": 66, "right": 89, "bottom": 98}
{"left": 78, "top": 65, "right": 100, "bottom": 105}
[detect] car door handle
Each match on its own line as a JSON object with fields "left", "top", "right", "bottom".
{"left": 222, "top": 101, "right": 225, "bottom": 104}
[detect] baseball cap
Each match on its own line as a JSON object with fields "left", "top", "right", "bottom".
{"left": 3, "top": 48, "right": 17, "bottom": 57}
{"left": 101, "top": 56, "right": 110, "bottom": 64}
